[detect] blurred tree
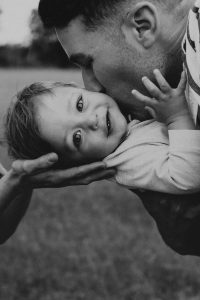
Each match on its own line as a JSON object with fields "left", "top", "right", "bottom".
{"left": 0, "top": 45, "right": 29, "bottom": 67}
{"left": 0, "top": 6, "right": 30, "bottom": 67}
{"left": 28, "top": 9, "right": 72, "bottom": 68}
{"left": 0, "top": 9, "right": 74, "bottom": 68}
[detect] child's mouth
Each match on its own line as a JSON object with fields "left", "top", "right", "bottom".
{"left": 106, "top": 110, "right": 111, "bottom": 136}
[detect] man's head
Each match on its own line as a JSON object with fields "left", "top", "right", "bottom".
{"left": 39, "top": 0, "right": 193, "bottom": 120}
{"left": 6, "top": 81, "right": 127, "bottom": 166}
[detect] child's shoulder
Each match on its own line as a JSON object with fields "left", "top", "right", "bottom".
{"left": 128, "top": 118, "right": 164, "bottom": 132}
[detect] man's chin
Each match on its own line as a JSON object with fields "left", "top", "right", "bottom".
{"left": 135, "top": 110, "right": 152, "bottom": 121}
{"left": 127, "top": 109, "right": 151, "bottom": 122}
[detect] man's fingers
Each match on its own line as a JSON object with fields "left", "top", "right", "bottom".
{"left": 69, "top": 168, "right": 116, "bottom": 186}
{"left": 29, "top": 168, "right": 115, "bottom": 188}
{"left": 11, "top": 153, "right": 58, "bottom": 175}
{"left": 28, "top": 161, "right": 108, "bottom": 188}
{"left": 14, "top": 159, "right": 107, "bottom": 188}
{"left": 73, "top": 161, "right": 106, "bottom": 178}
{"left": 81, "top": 168, "right": 116, "bottom": 185}
{"left": 153, "top": 69, "right": 171, "bottom": 93}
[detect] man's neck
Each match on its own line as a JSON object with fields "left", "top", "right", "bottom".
{"left": 167, "top": 0, "right": 195, "bottom": 51}
{"left": 165, "top": 0, "right": 195, "bottom": 54}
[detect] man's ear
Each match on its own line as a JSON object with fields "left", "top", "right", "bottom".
{"left": 121, "top": 2, "right": 159, "bottom": 49}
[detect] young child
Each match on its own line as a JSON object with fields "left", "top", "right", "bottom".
{"left": 5, "top": 70, "right": 200, "bottom": 194}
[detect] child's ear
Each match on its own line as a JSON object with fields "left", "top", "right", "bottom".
{"left": 121, "top": 1, "right": 159, "bottom": 49}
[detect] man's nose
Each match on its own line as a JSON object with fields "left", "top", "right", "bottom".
{"left": 82, "top": 68, "right": 105, "bottom": 93}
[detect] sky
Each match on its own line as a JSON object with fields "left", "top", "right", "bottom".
{"left": 0, "top": 0, "right": 39, "bottom": 45}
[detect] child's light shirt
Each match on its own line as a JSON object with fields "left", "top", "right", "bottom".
{"left": 105, "top": 120, "right": 200, "bottom": 194}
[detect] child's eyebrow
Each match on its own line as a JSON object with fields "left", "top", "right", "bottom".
{"left": 67, "top": 91, "right": 78, "bottom": 110}
{"left": 63, "top": 91, "right": 75, "bottom": 115}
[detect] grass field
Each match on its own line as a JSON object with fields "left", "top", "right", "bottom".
{"left": 0, "top": 68, "right": 200, "bottom": 300}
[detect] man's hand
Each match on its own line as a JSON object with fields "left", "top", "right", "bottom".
{"left": 0, "top": 153, "right": 115, "bottom": 244}
{"left": 10, "top": 153, "right": 116, "bottom": 189}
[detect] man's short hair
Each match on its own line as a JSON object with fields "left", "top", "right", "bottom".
{"left": 38, "top": 0, "right": 181, "bottom": 30}
{"left": 5, "top": 81, "right": 75, "bottom": 161}
{"left": 38, "top": 0, "right": 124, "bottom": 30}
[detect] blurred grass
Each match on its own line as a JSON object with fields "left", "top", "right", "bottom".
{"left": 0, "top": 68, "right": 200, "bottom": 300}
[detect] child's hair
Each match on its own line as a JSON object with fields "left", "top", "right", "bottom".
{"left": 5, "top": 81, "right": 77, "bottom": 162}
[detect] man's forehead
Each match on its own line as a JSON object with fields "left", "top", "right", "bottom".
{"left": 56, "top": 25, "right": 92, "bottom": 56}
{"left": 55, "top": 16, "right": 106, "bottom": 57}
{"left": 56, "top": 27, "right": 99, "bottom": 68}
{"left": 56, "top": 17, "right": 88, "bottom": 44}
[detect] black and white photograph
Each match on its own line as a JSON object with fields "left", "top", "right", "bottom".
{"left": 0, "top": 0, "right": 200, "bottom": 299}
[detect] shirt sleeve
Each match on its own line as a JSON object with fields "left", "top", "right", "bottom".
{"left": 165, "top": 130, "right": 200, "bottom": 193}
{"left": 108, "top": 130, "right": 200, "bottom": 194}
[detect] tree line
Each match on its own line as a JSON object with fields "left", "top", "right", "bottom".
{"left": 0, "top": 10, "right": 74, "bottom": 68}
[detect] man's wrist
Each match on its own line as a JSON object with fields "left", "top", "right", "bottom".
{"left": 6, "top": 169, "right": 32, "bottom": 193}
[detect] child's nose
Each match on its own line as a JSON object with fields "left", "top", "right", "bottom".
{"left": 85, "top": 114, "right": 98, "bottom": 130}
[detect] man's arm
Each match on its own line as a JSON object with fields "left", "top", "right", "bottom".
{"left": 0, "top": 189, "right": 32, "bottom": 244}
{"left": 0, "top": 153, "right": 115, "bottom": 244}
{"left": 135, "top": 190, "right": 200, "bottom": 256}
{"left": 0, "top": 165, "right": 33, "bottom": 244}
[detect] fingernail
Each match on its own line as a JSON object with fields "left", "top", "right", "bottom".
{"left": 97, "top": 161, "right": 106, "bottom": 169}
{"left": 48, "top": 153, "right": 58, "bottom": 162}
{"left": 108, "top": 168, "right": 116, "bottom": 174}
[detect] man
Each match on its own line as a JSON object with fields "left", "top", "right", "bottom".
{"left": 38, "top": 0, "right": 200, "bottom": 255}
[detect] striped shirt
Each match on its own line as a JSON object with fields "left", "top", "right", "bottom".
{"left": 182, "top": 0, "right": 200, "bottom": 125}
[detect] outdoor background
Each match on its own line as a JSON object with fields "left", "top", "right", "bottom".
{"left": 0, "top": 1, "right": 200, "bottom": 300}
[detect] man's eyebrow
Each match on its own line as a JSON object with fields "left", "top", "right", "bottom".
{"left": 69, "top": 53, "right": 93, "bottom": 66}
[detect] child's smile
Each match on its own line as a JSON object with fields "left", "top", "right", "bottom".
{"left": 36, "top": 86, "right": 127, "bottom": 166}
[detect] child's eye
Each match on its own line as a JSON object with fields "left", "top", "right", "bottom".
{"left": 76, "top": 95, "right": 84, "bottom": 112}
{"left": 73, "top": 130, "right": 82, "bottom": 148}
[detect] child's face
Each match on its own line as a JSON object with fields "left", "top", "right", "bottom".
{"left": 36, "top": 86, "right": 127, "bottom": 165}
